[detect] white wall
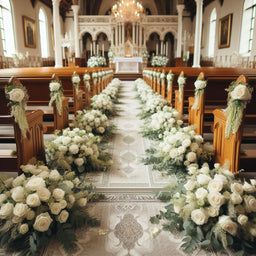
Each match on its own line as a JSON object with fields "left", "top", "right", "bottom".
{"left": 0, "top": 0, "right": 65, "bottom": 58}
{"left": 200, "top": 0, "right": 250, "bottom": 59}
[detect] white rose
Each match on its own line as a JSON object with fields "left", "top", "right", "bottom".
{"left": 207, "top": 180, "right": 223, "bottom": 192}
{"left": 230, "top": 193, "right": 243, "bottom": 205}
{"left": 74, "top": 158, "right": 84, "bottom": 167}
{"left": 250, "top": 179, "right": 256, "bottom": 186}
{"left": 206, "top": 207, "right": 219, "bottom": 217}
{"left": 195, "top": 188, "right": 208, "bottom": 200}
{"left": 77, "top": 198, "right": 87, "bottom": 207}
{"left": 194, "top": 80, "right": 207, "bottom": 90}
{"left": 60, "top": 200, "right": 67, "bottom": 209}
{"left": 50, "top": 202, "right": 62, "bottom": 215}
{"left": 191, "top": 208, "right": 208, "bottom": 225}
{"left": 12, "top": 174, "right": 26, "bottom": 187}
{"left": 197, "top": 174, "right": 211, "bottom": 186}
{"left": 0, "top": 203, "right": 14, "bottom": 219}
{"left": 69, "top": 144, "right": 79, "bottom": 155}
{"left": 26, "top": 209, "right": 35, "bottom": 220}
{"left": 68, "top": 195, "right": 76, "bottom": 205}
{"left": 58, "top": 210, "right": 69, "bottom": 223}
{"left": 230, "top": 84, "right": 251, "bottom": 101}
{"left": 244, "top": 195, "right": 256, "bottom": 212}
{"left": 0, "top": 194, "right": 7, "bottom": 205}
{"left": 182, "top": 139, "right": 191, "bottom": 148}
{"left": 243, "top": 181, "right": 255, "bottom": 193}
{"left": 37, "top": 170, "right": 49, "bottom": 179}
{"left": 25, "top": 177, "right": 45, "bottom": 191}
{"left": 98, "top": 127, "right": 105, "bottom": 134}
{"left": 184, "top": 180, "right": 196, "bottom": 191}
{"left": 9, "top": 88, "right": 25, "bottom": 102}
{"left": 178, "top": 76, "right": 186, "bottom": 85}
{"left": 49, "top": 169, "right": 61, "bottom": 181}
{"left": 62, "top": 137, "right": 71, "bottom": 145}
{"left": 13, "top": 203, "right": 28, "bottom": 218}
{"left": 37, "top": 187, "right": 51, "bottom": 202}
{"left": 173, "top": 204, "right": 182, "bottom": 214}
{"left": 249, "top": 225, "right": 256, "bottom": 237}
{"left": 26, "top": 193, "right": 41, "bottom": 207}
{"left": 21, "top": 164, "right": 36, "bottom": 174}
{"left": 218, "top": 215, "right": 237, "bottom": 236}
{"left": 11, "top": 186, "right": 25, "bottom": 202}
{"left": 186, "top": 152, "right": 197, "bottom": 162}
{"left": 72, "top": 76, "right": 80, "bottom": 84}
{"left": 33, "top": 212, "right": 53, "bottom": 232}
{"left": 58, "top": 145, "right": 68, "bottom": 153}
{"left": 214, "top": 174, "right": 228, "bottom": 185}
{"left": 19, "top": 223, "right": 29, "bottom": 234}
{"left": 208, "top": 192, "right": 225, "bottom": 207}
{"left": 52, "top": 188, "right": 65, "bottom": 201}
{"left": 231, "top": 183, "right": 243, "bottom": 195}
{"left": 49, "top": 82, "right": 61, "bottom": 92}
{"left": 63, "top": 180, "right": 74, "bottom": 189}
{"left": 237, "top": 214, "right": 248, "bottom": 226}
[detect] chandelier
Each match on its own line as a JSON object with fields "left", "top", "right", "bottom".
{"left": 112, "top": 0, "right": 144, "bottom": 22}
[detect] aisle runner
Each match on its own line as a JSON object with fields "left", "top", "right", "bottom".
{"left": 44, "top": 82, "right": 214, "bottom": 256}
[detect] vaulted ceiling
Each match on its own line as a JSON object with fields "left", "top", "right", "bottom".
{"left": 32, "top": 0, "right": 224, "bottom": 19}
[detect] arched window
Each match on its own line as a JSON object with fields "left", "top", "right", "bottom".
{"left": 240, "top": 0, "right": 256, "bottom": 55}
{"left": 0, "top": 0, "right": 15, "bottom": 56}
{"left": 208, "top": 8, "right": 216, "bottom": 57}
{"left": 39, "top": 8, "right": 49, "bottom": 57}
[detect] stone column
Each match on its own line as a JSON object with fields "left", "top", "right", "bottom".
{"left": 132, "top": 22, "right": 135, "bottom": 45}
{"left": 176, "top": 4, "right": 184, "bottom": 58}
{"left": 122, "top": 22, "right": 125, "bottom": 44}
{"left": 93, "top": 40, "right": 96, "bottom": 55}
{"left": 71, "top": 5, "right": 80, "bottom": 58}
{"left": 115, "top": 26, "right": 118, "bottom": 46}
{"left": 136, "top": 23, "right": 139, "bottom": 46}
{"left": 193, "top": 0, "right": 203, "bottom": 67}
{"left": 139, "top": 25, "right": 143, "bottom": 47}
{"left": 119, "top": 23, "right": 122, "bottom": 46}
{"left": 52, "top": 0, "right": 62, "bottom": 67}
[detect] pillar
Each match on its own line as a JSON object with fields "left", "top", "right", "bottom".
{"left": 122, "top": 22, "right": 125, "bottom": 44}
{"left": 115, "top": 26, "right": 118, "bottom": 46}
{"left": 119, "top": 23, "right": 122, "bottom": 46}
{"left": 136, "top": 23, "right": 139, "bottom": 46}
{"left": 93, "top": 40, "right": 96, "bottom": 55}
{"left": 176, "top": 4, "right": 184, "bottom": 58}
{"left": 193, "top": 0, "right": 203, "bottom": 67}
{"left": 52, "top": 0, "right": 62, "bottom": 67}
{"left": 71, "top": 5, "right": 80, "bottom": 58}
{"left": 132, "top": 22, "right": 135, "bottom": 45}
{"left": 139, "top": 25, "right": 143, "bottom": 47}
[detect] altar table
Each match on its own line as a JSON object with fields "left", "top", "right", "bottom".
{"left": 113, "top": 57, "right": 143, "bottom": 74}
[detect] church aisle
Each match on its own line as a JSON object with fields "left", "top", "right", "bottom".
{"left": 44, "top": 81, "right": 215, "bottom": 256}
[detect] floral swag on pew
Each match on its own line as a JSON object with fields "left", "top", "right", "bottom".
{"left": 166, "top": 71, "right": 174, "bottom": 92}
{"left": 71, "top": 72, "right": 81, "bottom": 95}
{"left": 225, "top": 76, "right": 253, "bottom": 138}
{"left": 5, "top": 79, "right": 29, "bottom": 138}
{"left": 49, "top": 76, "right": 63, "bottom": 116}
{"left": 178, "top": 72, "right": 186, "bottom": 103}
{"left": 192, "top": 73, "right": 207, "bottom": 110}
{"left": 83, "top": 73, "right": 91, "bottom": 91}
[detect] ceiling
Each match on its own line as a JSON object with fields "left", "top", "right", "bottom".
{"left": 32, "top": 0, "right": 224, "bottom": 19}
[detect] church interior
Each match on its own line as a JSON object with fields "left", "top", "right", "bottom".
{"left": 0, "top": 0, "right": 256, "bottom": 255}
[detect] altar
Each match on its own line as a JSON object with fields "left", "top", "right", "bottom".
{"left": 113, "top": 57, "right": 143, "bottom": 74}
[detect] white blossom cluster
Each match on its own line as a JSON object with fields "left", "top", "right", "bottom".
{"left": 151, "top": 55, "right": 169, "bottom": 67}
{"left": 101, "top": 78, "right": 121, "bottom": 101}
{"left": 173, "top": 162, "right": 256, "bottom": 239}
{"left": 0, "top": 164, "right": 88, "bottom": 234}
{"left": 87, "top": 56, "right": 107, "bottom": 67}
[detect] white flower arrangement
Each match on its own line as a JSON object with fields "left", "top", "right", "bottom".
{"left": 49, "top": 76, "right": 63, "bottom": 116}
{"left": 154, "top": 163, "right": 256, "bottom": 254}
{"left": 225, "top": 77, "right": 253, "bottom": 138}
{"left": 83, "top": 73, "right": 91, "bottom": 91}
{"left": 142, "top": 106, "right": 183, "bottom": 140}
{"left": 91, "top": 94, "right": 115, "bottom": 116}
{"left": 87, "top": 56, "right": 107, "bottom": 67}
{"left": 166, "top": 72, "right": 174, "bottom": 92}
{"left": 72, "top": 72, "right": 81, "bottom": 95}
{"left": 45, "top": 127, "right": 110, "bottom": 174}
{"left": 151, "top": 55, "right": 168, "bottom": 67}
{"left": 73, "top": 109, "right": 114, "bottom": 138}
{"left": 144, "top": 126, "right": 214, "bottom": 174}
{"left": 177, "top": 72, "right": 186, "bottom": 102}
{"left": 192, "top": 74, "right": 207, "bottom": 110}
{"left": 5, "top": 80, "right": 29, "bottom": 137}
{"left": 0, "top": 163, "right": 99, "bottom": 255}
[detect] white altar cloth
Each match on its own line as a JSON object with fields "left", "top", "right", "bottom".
{"left": 113, "top": 57, "right": 143, "bottom": 74}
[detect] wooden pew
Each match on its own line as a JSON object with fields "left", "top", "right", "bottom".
{"left": 174, "top": 71, "right": 186, "bottom": 116}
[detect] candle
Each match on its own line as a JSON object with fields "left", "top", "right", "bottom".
{"left": 156, "top": 43, "right": 159, "bottom": 55}
{"left": 166, "top": 42, "right": 168, "bottom": 56}
{"left": 90, "top": 42, "right": 93, "bottom": 56}
{"left": 93, "top": 42, "right": 96, "bottom": 56}
{"left": 97, "top": 44, "right": 99, "bottom": 55}
{"left": 161, "top": 41, "right": 163, "bottom": 55}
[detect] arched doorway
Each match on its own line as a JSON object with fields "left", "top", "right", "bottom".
{"left": 146, "top": 32, "right": 160, "bottom": 61}
{"left": 164, "top": 32, "right": 175, "bottom": 66}
{"left": 96, "top": 32, "right": 110, "bottom": 63}
{"left": 82, "top": 32, "right": 93, "bottom": 66}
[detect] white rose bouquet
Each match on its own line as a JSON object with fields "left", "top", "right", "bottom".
{"left": 151, "top": 55, "right": 168, "bottom": 67}
{"left": 91, "top": 94, "right": 115, "bottom": 116}
{"left": 101, "top": 83, "right": 119, "bottom": 102}
{"left": 192, "top": 73, "right": 207, "bottom": 110}
{"left": 177, "top": 72, "right": 186, "bottom": 102}
{"left": 135, "top": 79, "right": 154, "bottom": 103}
{"left": 73, "top": 109, "right": 115, "bottom": 139}
{"left": 0, "top": 164, "right": 100, "bottom": 255}
{"left": 72, "top": 72, "right": 81, "bottom": 95}
{"left": 166, "top": 72, "right": 174, "bottom": 92}
{"left": 45, "top": 127, "right": 111, "bottom": 174}
{"left": 225, "top": 76, "right": 253, "bottom": 138}
{"left": 5, "top": 79, "right": 29, "bottom": 137}
{"left": 143, "top": 126, "right": 214, "bottom": 175}
{"left": 87, "top": 56, "right": 107, "bottom": 67}
{"left": 83, "top": 73, "right": 91, "bottom": 91}
{"left": 49, "top": 76, "right": 64, "bottom": 116}
{"left": 141, "top": 106, "right": 183, "bottom": 140}
{"left": 151, "top": 163, "right": 256, "bottom": 255}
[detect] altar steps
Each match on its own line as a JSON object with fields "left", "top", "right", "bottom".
{"left": 114, "top": 73, "right": 142, "bottom": 81}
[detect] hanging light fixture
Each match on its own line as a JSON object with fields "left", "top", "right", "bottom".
{"left": 112, "top": 0, "right": 144, "bottom": 22}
